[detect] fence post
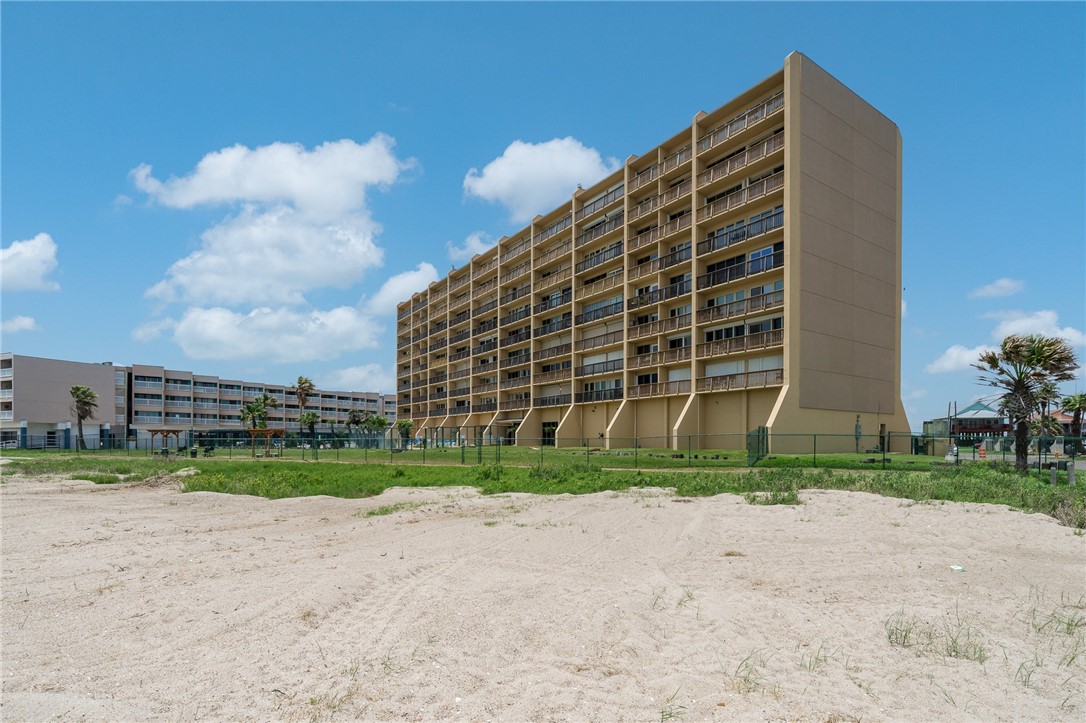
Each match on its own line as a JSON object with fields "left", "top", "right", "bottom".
{"left": 687, "top": 435, "right": 692, "bottom": 467}
{"left": 813, "top": 434, "right": 817, "bottom": 468}
{"left": 634, "top": 442, "right": 638, "bottom": 470}
{"left": 461, "top": 444, "right": 465, "bottom": 465}
{"left": 540, "top": 442, "right": 543, "bottom": 466}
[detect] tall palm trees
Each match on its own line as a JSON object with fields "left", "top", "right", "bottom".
{"left": 1062, "top": 393, "right": 1086, "bottom": 454}
{"left": 974, "top": 334, "right": 1078, "bottom": 472}
{"left": 69, "top": 385, "right": 98, "bottom": 450}
{"left": 292, "top": 376, "right": 317, "bottom": 450}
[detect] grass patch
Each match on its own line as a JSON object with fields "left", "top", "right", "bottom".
{"left": 364, "top": 502, "right": 423, "bottom": 517}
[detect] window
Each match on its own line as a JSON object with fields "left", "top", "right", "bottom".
{"left": 668, "top": 336, "right": 690, "bottom": 349}
{"left": 705, "top": 324, "right": 744, "bottom": 342}
{"left": 669, "top": 304, "right": 691, "bottom": 318}
{"left": 636, "top": 373, "right": 658, "bottom": 385}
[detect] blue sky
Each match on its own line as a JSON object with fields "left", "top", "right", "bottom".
{"left": 2, "top": 1, "right": 1083, "bottom": 426}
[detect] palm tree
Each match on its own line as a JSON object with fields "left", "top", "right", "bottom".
{"left": 394, "top": 419, "right": 414, "bottom": 449}
{"left": 298, "top": 411, "right": 321, "bottom": 456}
{"left": 363, "top": 412, "right": 389, "bottom": 449}
{"left": 292, "top": 376, "right": 317, "bottom": 450}
{"left": 1062, "top": 393, "right": 1086, "bottom": 454}
{"left": 69, "top": 385, "right": 98, "bottom": 451}
{"left": 345, "top": 409, "right": 366, "bottom": 447}
{"left": 974, "top": 334, "right": 1079, "bottom": 472}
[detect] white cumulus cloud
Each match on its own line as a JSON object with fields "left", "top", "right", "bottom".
{"left": 318, "top": 364, "right": 396, "bottom": 394}
{"left": 968, "top": 277, "right": 1024, "bottom": 299}
{"left": 1, "top": 316, "right": 40, "bottom": 333}
{"left": 171, "top": 306, "right": 382, "bottom": 363}
{"left": 982, "top": 309, "right": 1086, "bottom": 347}
{"left": 368, "top": 263, "right": 439, "bottom": 316}
{"left": 463, "top": 137, "right": 620, "bottom": 224}
{"left": 447, "top": 231, "right": 496, "bottom": 262}
{"left": 1, "top": 233, "right": 59, "bottom": 292}
{"left": 925, "top": 344, "right": 995, "bottom": 373}
{"left": 131, "top": 318, "right": 177, "bottom": 342}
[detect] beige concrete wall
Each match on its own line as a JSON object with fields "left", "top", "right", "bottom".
{"left": 9, "top": 355, "right": 118, "bottom": 430}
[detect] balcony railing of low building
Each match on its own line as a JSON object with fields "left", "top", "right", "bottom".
{"left": 500, "top": 353, "right": 531, "bottom": 369}
{"left": 627, "top": 347, "right": 692, "bottom": 369}
{"left": 575, "top": 330, "right": 623, "bottom": 352}
{"left": 696, "top": 290, "right": 784, "bottom": 324}
{"left": 535, "top": 240, "right": 572, "bottom": 268}
{"left": 574, "top": 214, "right": 624, "bottom": 249}
{"left": 697, "top": 92, "right": 785, "bottom": 155}
{"left": 628, "top": 163, "right": 659, "bottom": 192}
{"left": 575, "top": 388, "right": 623, "bottom": 404}
{"left": 696, "top": 368, "right": 784, "bottom": 392}
{"left": 698, "top": 133, "right": 785, "bottom": 189}
{"left": 472, "top": 258, "right": 498, "bottom": 279}
{"left": 500, "top": 398, "right": 531, "bottom": 411}
{"left": 535, "top": 394, "right": 572, "bottom": 407}
{"left": 534, "top": 317, "right": 572, "bottom": 338}
{"left": 627, "top": 380, "right": 692, "bottom": 399}
{"left": 628, "top": 313, "right": 692, "bottom": 340}
{"left": 575, "top": 243, "right": 624, "bottom": 274}
{"left": 696, "top": 329, "right": 783, "bottom": 359}
{"left": 577, "top": 273, "right": 623, "bottom": 299}
{"left": 661, "top": 144, "right": 692, "bottom": 174}
{"left": 534, "top": 289, "right": 573, "bottom": 314}
{"left": 628, "top": 225, "right": 661, "bottom": 253}
{"left": 575, "top": 301, "right": 623, "bottom": 325}
{"left": 500, "top": 261, "right": 531, "bottom": 284}
{"left": 696, "top": 171, "right": 784, "bottom": 224}
{"left": 537, "top": 266, "right": 572, "bottom": 291}
{"left": 533, "top": 368, "right": 570, "bottom": 384}
{"left": 575, "top": 185, "right": 624, "bottom": 222}
{"left": 575, "top": 359, "right": 623, "bottom": 377}
{"left": 537, "top": 214, "right": 572, "bottom": 244}
{"left": 473, "top": 300, "right": 498, "bottom": 317}
{"left": 501, "top": 328, "right": 532, "bottom": 347}
{"left": 472, "top": 340, "right": 498, "bottom": 356}
{"left": 500, "top": 286, "right": 531, "bottom": 305}
{"left": 500, "top": 376, "right": 532, "bottom": 389}
{"left": 629, "top": 194, "right": 661, "bottom": 223}
{"left": 534, "top": 343, "right": 572, "bottom": 361}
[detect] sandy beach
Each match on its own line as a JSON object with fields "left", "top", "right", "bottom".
{"left": 2, "top": 469, "right": 1084, "bottom": 721}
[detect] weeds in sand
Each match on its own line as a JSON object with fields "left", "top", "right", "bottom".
{"left": 651, "top": 587, "right": 667, "bottom": 611}
{"left": 1015, "top": 654, "right": 1044, "bottom": 687}
{"left": 483, "top": 520, "right": 499, "bottom": 527}
{"left": 676, "top": 588, "right": 695, "bottom": 609}
{"left": 885, "top": 609, "right": 988, "bottom": 663}
{"left": 722, "top": 549, "right": 745, "bottom": 557}
{"left": 885, "top": 610, "right": 931, "bottom": 649}
{"left": 743, "top": 487, "right": 801, "bottom": 506}
{"left": 729, "top": 648, "right": 774, "bottom": 694}
{"left": 799, "top": 642, "right": 835, "bottom": 672}
{"left": 659, "top": 687, "right": 685, "bottom": 721}
{"left": 363, "top": 501, "right": 423, "bottom": 517}
{"left": 379, "top": 649, "right": 402, "bottom": 675}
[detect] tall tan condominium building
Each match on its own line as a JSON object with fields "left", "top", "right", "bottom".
{"left": 0, "top": 353, "right": 396, "bottom": 448}
{"left": 396, "top": 53, "right": 910, "bottom": 452}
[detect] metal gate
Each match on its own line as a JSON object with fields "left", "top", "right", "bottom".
{"left": 747, "top": 425, "right": 768, "bottom": 466}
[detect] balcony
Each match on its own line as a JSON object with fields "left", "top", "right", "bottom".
{"left": 134, "top": 379, "right": 163, "bottom": 389}
{"left": 534, "top": 343, "right": 572, "bottom": 361}
{"left": 412, "top": 297, "right": 429, "bottom": 312}
{"left": 472, "top": 278, "right": 498, "bottom": 298}
{"left": 472, "top": 257, "right": 498, "bottom": 279}
{"left": 450, "top": 291, "right": 471, "bottom": 310}
{"left": 537, "top": 214, "right": 572, "bottom": 244}
{"left": 474, "top": 319, "right": 498, "bottom": 336}
{"left": 500, "top": 286, "right": 531, "bottom": 305}
{"left": 575, "top": 214, "right": 624, "bottom": 249}
{"left": 697, "top": 290, "right": 784, "bottom": 324}
{"left": 502, "top": 237, "right": 531, "bottom": 262}
{"left": 449, "top": 329, "right": 470, "bottom": 344}
{"left": 661, "top": 144, "right": 692, "bottom": 175}
{"left": 500, "top": 354, "right": 531, "bottom": 369}
{"left": 501, "top": 329, "right": 532, "bottom": 347}
{"left": 628, "top": 164, "right": 659, "bottom": 192}
{"left": 472, "top": 340, "right": 498, "bottom": 356}
{"left": 537, "top": 266, "right": 572, "bottom": 292}
{"left": 577, "top": 273, "right": 623, "bottom": 300}
{"left": 698, "top": 133, "right": 785, "bottom": 189}
{"left": 429, "top": 406, "right": 448, "bottom": 417}
{"left": 533, "top": 369, "right": 570, "bottom": 384}
{"left": 660, "top": 212, "right": 692, "bottom": 240}
{"left": 627, "top": 226, "right": 661, "bottom": 254}
{"left": 534, "top": 317, "right": 572, "bottom": 337}
{"left": 696, "top": 264, "right": 746, "bottom": 291}
{"left": 474, "top": 382, "right": 497, "bottom": 394}
{"left": 628, "top": 313, "right": 692, "bottom": 340}
{"left": 575, "top": 301, "right": 623, "bottom": 325}
{"left": 659, "top": 244, "right": 692, "bottom": 270}
{"left": 575, "top": 359, "right": 623, "bottom": 377}
{"left": 449, "top": 274, "right": 471, "bottom": 293}
{"left": 629, "top": 259, "right": 661, "bottom": 282}
{"left": 429, "top": 391, "right": 448, "bottom": 401}
{"left": 534, "top": 290, "right": 573, "bottom": 314}
{"left": 696, "top": 329, "right": 783, "bottom": 359}
{"left": 627, "top": 279, "right": 691, "bottom": 310}
{"left": 659, "top": 178, "right": 692, "bottom": 207}
{"left": 500, "top": 398, "right": 531, "bottom": 411}
{"left": 474, "top": 402, "right": 498, "bottom": 413}
{"left": 696, "top": 368, "right": 784, "bottom": 392}
{"left": 575, "top": 243, "right": 623, "bottom": 274}
{"left": 473, "top": 300, "right": 498, "bottom": 317}
{"left": 432, "top": 372, "right": 450, "bottom": 383}
{"left": 575, "top": 185, "right": 624, "bottom": 221}
{"left": 450, "top": 388, "right": 471, "bottom": 398}
{"left": 534, "top": 394, "right": 572, "bottom": 407}
{"left": 696, "top": 171, "right": 784, "bottom": 224}
{"left": 165, "top": 382, "right": 192, "bottom": 392}
{"left": 627, "top": 347, "right": 692, "bottom": 369}
{"left": 450, "top": 310, "right": 472, "bottom": 328}
{"left": 535, "top": 240, "right": 572, "bottom": 269}
{"left": 697, "top": 92, "right": 784, "bottom": 155}
{"left": 500, "top": 261, "right": 531, "bottom": 284}
{"left": 0, "top": 389, "right": 13, "bottom": 399}
{"left": 428, "top": 337, "right": 450, "bottom": 353}
{"left": 575, "top": 388, "right": 623, "bottom": 404}
{"left": 449, "top": 350, "right": 470, "bottom": 362}
{"left": 627, "top": 380, "right": 692, "bottom": 399}
{"left": 629, "top": 194, "right": 660, "bottom": 223}
{"left": 697, "top": 209, "right": 784, "bottom": 257}
{"left": 575, "top": 330, "right": 623, "bottom": 352}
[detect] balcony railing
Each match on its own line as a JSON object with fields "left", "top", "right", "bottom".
{"left": 537, "top": 214, "right": 572, "bottom": 244}
{"left": 429, "top": 406, "right": 448, "bottom": 417}
{"left": 451, "top": 310, "right": 471, "bottom": 327}
{"left": 500, "top": 398, "right": 531, "bottom": 411}
{"left": 500, "top": 376, "right": 532, "bottom": 389}
{"left": 534, "top": 317, "right": 572, "bottom": 337}
{"left": 472, "top": 257, "right": 498, "bottom": 279}
{"left": 629, "top": 194, "right": 660, "bottom": 223}
{"left": 577, "top": 273, "right": 623, "bottom": 299}
{"left": 534, "top": 343, "right": 572, "bottom": 361}
{"left": 500, "top": 261, "right": 531, "bottom": 284}
{"left": 575, "top": 185, "right": 624, "bottom": 221}
{"left": 450, "top": 388, "right": 471, "bottom": 398}
{"left": 575, "top": 330, "right": 623, "bottom": 352}
{"left": 660, "top": 212, "right": 692, "bottom": 239}
{"left": 696, "top": 290, "right": 784, "bottom": 324}
{"left": 628, "top": 164, "right": 659, "bottom": 192}
{"left": 429, "top": 391, "right": 448, "bottom": 401}
{"left": 699, "top": 208, "right": 786, "bottom": 256}
{"left": 659, "top": 244, "right": 692, "bottom": 270}
{"left": 535, "top": 240, "right": 572, "bottom": 268}
{"left": 473, "top": 300, "right": 498, "bottom": 317}
{"left": 449, "top": 350, "right": 470, "bottom": 362}
{"left": 697, "top": 172, "right": 784, "bottom": 223}
{"left": 472, "top": 340, "right": 498, "bottom": 355}
{"left": 535, "top": 394, "right": 572, "bottom": 407}
{"left": 449, "top": 274, "right": 471, "bottom": 292}
{"left": 473, "top": 361, "right": 498, "bottom": 375}
{"left": 474, "top": 319, "right": 498, "bottom": 336}
{"left": 575, "top": 301, "right": 623, "bottom": 325}
{"left": 537, "top": 266, "right": 572, "bottom": 291}
{"left": 501, "top": 329, "right": 532, "bottom": 347}
{"left": 575, "top": 388, "right": 623, "bottom": 404}
{"left": 627, "top": 380, "right": 692, "bottom": 399}
{"left": 696, "top": 329, "right": 783, "bottom": 359}
{"left": 697, "top": 92, "right": 785, "bottom": 155}
{"left": 697, "top": 252, "right": 783, "bottom": 290}
{"left": 698, "top": 133, "right": 785, "bottom": 189}
{"left": 500, "top": 354, "right": 531, "bottom": 369}
{"left": 533, "top": 369, "right": 570, "bottom": 384}
{"left": 472, "top": 278, "right": 498, "bottom": 298}
{"left": 575, "top": 359, "right": 623, "bottom": 377}
{"left": 448, "top": 369, "right": 468, "bottom": 381}
{"left": 627, "top": 347, "right": 692, "bottom": 369}
{"left": 575, "top": 214, "right": 624, "bottom": 249}
{"left": 500, "top": 286, "right": 530, "bottom": 305}
{"left": 628, "top": 313, "right": 692, "bottom": 340}
{"left": 534, "top": 290, "right": 573, "bottom": 314}
{"left": 429, "top": 337, "right": 449, "bottom": 352}
{"left": 696, "top": 368, "right": 784, "bottom": 392}
{"left": 627, "top": 225, "right": 661, "bottom": 253}
{"left": 501, "top": 306, "right": 531, "bottom": 327}
{"left": 660, "top": 178, "right": 692, "bottom": 207}
{"left": 502, "top": 237, "right": 531, "bottom": 262}
{"left": 576, "top": 243, "right": 624, "bottom": 274}
{"left": 661, "top": 144, "right": 691, "bottom": 174}
{"left": 450, "top": 292, "right": 471, "bottom": 310}
{"left": 627, "top": 280, "right": 690, "bottom": 310}
{"left": 474, "top": 402, "right": 498, "bottom": 413}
